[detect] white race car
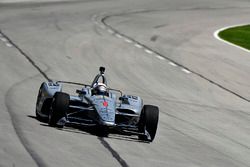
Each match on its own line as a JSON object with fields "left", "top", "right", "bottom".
{"left": 36, "top": 67, "right": 159, "bottom": 142}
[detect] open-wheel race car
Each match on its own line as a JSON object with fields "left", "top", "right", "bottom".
{"left": 35, "top": 67, "right": 159, "bottom": 142}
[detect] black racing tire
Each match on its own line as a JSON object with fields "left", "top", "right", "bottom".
{"left": 48, "top": 92, "right": 69, "bottom": 128}
{"left": 138, "top": 105, "right": 159, "bottom": 142}
{"left": 35, "top": 84, "right": 46, "bottom": 122}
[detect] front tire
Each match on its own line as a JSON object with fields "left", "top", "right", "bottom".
{"left": 36, "top": 84, "right": 47, "bottom": 122}
{"left": 138, "top": 105, "right": 159, "bottom": 142}
{"left": 48, "top": 92, "right": 69, "bottom": 128}
{"left": 36, "top": 87, "right": 43, "bottom": 121}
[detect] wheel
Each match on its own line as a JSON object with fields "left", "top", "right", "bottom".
{"left": 35, "top": 84, "right": 47, "bottom": 122}
{"left": 35, "top": 87, "right": 42, "bottom": 120}
{"left": 48, "top": 92, "right": 69, "bottom": 128}
{"left": 138, "top": 105, "right": 159, "bottom": 142}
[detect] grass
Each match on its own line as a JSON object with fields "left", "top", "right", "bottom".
{"left": 218, "top": 25, "right": 250, "bottom": 50}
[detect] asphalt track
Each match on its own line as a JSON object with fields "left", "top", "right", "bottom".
{"left": 0, "top": 0, "right": 250, "bottom": 166}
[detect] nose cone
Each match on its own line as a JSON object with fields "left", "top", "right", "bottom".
{"left": 92, "top": 96, "right": 116, "bottom": 125}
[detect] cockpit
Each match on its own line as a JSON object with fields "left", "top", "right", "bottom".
{"left": 91, "top": 67, "right": 109, "bottom": 96}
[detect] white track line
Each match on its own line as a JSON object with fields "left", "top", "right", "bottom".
{"left": 125, "top": 39, "right": 132, "bottom": 43}
{"left": 214, "top": 23, "right": 250, "bottom": 53}
{"left": 0, "top": 37, "right": 7, "bottom": 42}
{"left": 95, "top": 18, "right": 194, "bottom": 75}
{"left": 134, "top": 43, "right": 143, "bottom": 48}
{"left": 168, "top": 62, "right": 177, "bottom": 67}
{"left": 156, "top": 55, "right": 165, "bottom": 60}
{"left": 115, "top": 34, "right": 122, "bottom": 38}
{"left": 181, "top": 68, "right": 191, "bottom": 74}
{"left": 144, "top": 49, "right": 153, "bottom": 54}
{"left": 97, "top": 23, "right": 192, "bottom": 75}
{"left": 5, "top": 43, "right": 13, "bottom": 47}
{"left": 99, "top": 23, "right": 193, "bottom": 74}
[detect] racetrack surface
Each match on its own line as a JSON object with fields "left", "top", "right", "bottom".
{"left": 0, "top": 0, "right": 250, "bottom": 166}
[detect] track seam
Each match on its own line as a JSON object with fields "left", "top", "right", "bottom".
{"left": 0, "top": 29, "right": 129, "bottom": 167}
{"left": 98, "top": 137, "right": 129, "bottom": 167}
{"left": 0, "top": 30, "right": 50, "bottom": 167}
{"left": 0, "top": 30, "right": 51, "bottom": 81}
{"left": 5, "top": 76, "right": 48, "bottom": 167}
{"left": 94, "top": 11, "right": 250, "bottom": 103}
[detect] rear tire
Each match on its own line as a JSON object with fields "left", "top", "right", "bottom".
{"left": 48, "top": 92, "right": 69, "bottom": 128}
{"left": 138, "top": 105, "right": 159, "bottom": 142}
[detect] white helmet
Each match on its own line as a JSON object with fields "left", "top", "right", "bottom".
{"left": 93, "top": 83, "right": 108, "bottom": 95}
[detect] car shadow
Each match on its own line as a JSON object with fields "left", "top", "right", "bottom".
{"left": 27, "top": 115, "right": 37, "bottom": 119}
{"left": 27, "top": 114, "right": 147, "bottom": 143}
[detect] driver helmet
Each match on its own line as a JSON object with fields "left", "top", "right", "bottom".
{"left": 93, "top": 83, "right": 108, "bottom": 95}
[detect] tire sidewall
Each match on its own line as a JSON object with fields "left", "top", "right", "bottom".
{"left": 48, "top": 92, "right": 69, "bottom": 127}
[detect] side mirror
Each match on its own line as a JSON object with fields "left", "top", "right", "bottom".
{"left": 76, "top": 89, "right": 86, "bottom": 95}
{"left": 119, "top": 97, "right": 129, "bottom": 104}
{"left": 119, "top": 96, "right": 127, "bottom": 101}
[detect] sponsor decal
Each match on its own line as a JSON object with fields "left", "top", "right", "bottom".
{"left": 103, "top": 101, "right": 108, "bottom": 107}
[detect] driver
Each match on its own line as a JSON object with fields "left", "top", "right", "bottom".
{"left": 92, "top": 82, "right": 108, "bottom": 96}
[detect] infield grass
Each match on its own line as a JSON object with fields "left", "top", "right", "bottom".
{"left": 218, "top": 25, "right": 250, "bottom": 50}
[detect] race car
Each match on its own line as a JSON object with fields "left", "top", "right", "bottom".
{"left": 35, "top": 67, "right": 159, "bottom": 142}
